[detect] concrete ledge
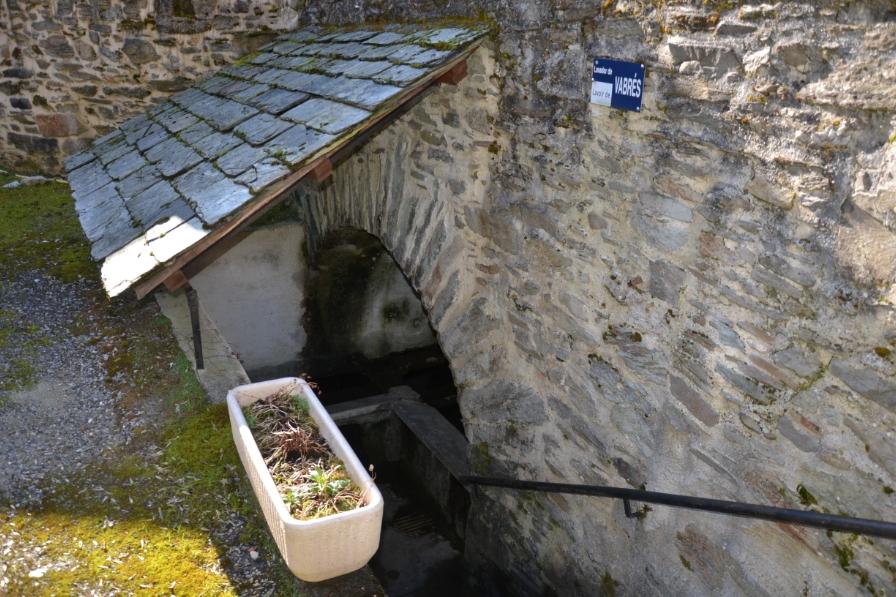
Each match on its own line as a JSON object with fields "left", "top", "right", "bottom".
{"left": 155, "top": 289, "right": 251, "bottom": 402}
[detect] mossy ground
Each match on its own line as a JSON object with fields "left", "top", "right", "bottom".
{"left": 0, "top": 176, "right": 95, "bottom": 283}
{"left": 0, "top": 176, "right": 300, "bottom": 595}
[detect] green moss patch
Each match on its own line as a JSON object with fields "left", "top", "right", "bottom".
{"left": 0, "top": 180, "right": 97, "bottom": 283}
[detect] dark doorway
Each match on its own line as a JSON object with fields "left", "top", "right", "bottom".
{"left": 301, "top": 228, "right": 471, "bottom": 595}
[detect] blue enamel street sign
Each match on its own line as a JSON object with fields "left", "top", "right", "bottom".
{"left": 591, "top": 58, "right": 645, "bottom": 112}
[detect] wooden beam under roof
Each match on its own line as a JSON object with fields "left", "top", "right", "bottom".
{"left": 134, "top": 45, "right": 480, "bottom": 300}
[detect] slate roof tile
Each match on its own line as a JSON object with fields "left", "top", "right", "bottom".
{"left": 179, "top": 120, "right": 216, "bottom": 147}
{"left": 64, "top": 23, "right": 485, "bottom": 297}
{"left": 155, "top": 106, "right": 198, "bottom": 133}
{"left": 190, "top": 177, "right": 254, "bottom": 225}
{"left": 282, "top": 98, "right": 369, "bottom": 134}
{"left": 127, "top": 181, "right": 194, "bottom": 229}
{"left": 220, "top": 64, "right": 267, "bottom": 80}
{"left": 272, "top": 41, "right": 303, "bottom": 55}
{"left": 171, "top": 87, "right": 208, "bottom": 108}
{"left": 96, "top": 140, "right": 131, "bottom": 165}
{"left": 217, "top": 143, "right": 268, "bottom": 177}
{"left": 250, "top": 52, "right": 277, "bottom": 65}
{"left": 387, "top": 44, "right": 452, "bottom": 66}
{"left": 264, "top": 124, "right": 334, "bottom": 165}
{"left": 332, "top": 30, "right": 378, "bottom": 42}
{"left": 145, "top": 137, "right": 203, "bottom": 177}
{"left": 89, "top": 209, "right": 141, "bottom": 260}
{"left": 324, "top": 59, "right": 392, "bottom": 78}
{"left": 74, "top": 180, "right": 120, "bottom": 219}
{"left": 69, "top": 162, "right": 112, "bottom": 197}
{"left": 117, "top": 163, "right": 162, "bottom": 198}
{"left": 126, "top": 179, "right": 179, "bottom": 222}
{"left": 148, "top": 217, "right": 209, "bottom": 262}
{"left": 318, "top": 42, "right": 368, "bottom": 59}
{"left": 269, "top": 54, "right": 315, "bottom": 70}
{"left": 64, "top": 150, "right": 95, "bottom": 171}
{"left": 234, "top": 113, "right": 293, "bottom": 145}
{"left": 283, "top": 30, "right": 319, "bottom": 43}
{"left": 415, "top": 27, "right": 480, "bottom": 47}
{"left": 355, "top": 44, "right": 402, "bottom": 60}
{"left": 230, "top": 82, "right": 271, "bottom": 103}
{"left": 296, "top": 42, "right": 330, "bottom": 56}
{"left": 123, "top": 118, "right": 155, "bottom": 145}
{"left": 174, "top": 162, "right": 226, "bottom": 202}
{"left": 374, "top": 63, "right": 427, "bottom": 86}
{"left": 325, "top": 77, "right": 403, "bottom": 109}
{"left": 186, "top": 93, "right": 258, "bottom": 131}
{"left": 192, "top": 131, "right": 243, "bottom": 160}
{"left": 250, "top": 87, "right": 309, "bottom": 114}
{"left": 198, "top": 75, "right": 233, "bottom": 94}
{"left": 235, "top": 157, "right": 291, "bottom": 193}
{"left": 364, "top": 31, "right": 408, "bottom": 46}
{"left": 274, "top": 71, "right": 336, "bottom": 94}
{"left": 254, "top": 67, "right": 292, "bottom": 85}
{"left": 134, "top": 123, "right": 170, "bottom": 152}
{"left": 106, "top": 150, "right": 147, "bottom": 180}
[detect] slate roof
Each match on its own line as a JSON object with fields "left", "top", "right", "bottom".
{"left": 64, "top": 24, "right": 485, "bottom": 297}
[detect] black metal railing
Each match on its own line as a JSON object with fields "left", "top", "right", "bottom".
{"left": 461, "top": 475, "right": 896, "bottom": 540}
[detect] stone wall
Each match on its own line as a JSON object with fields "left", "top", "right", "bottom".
{"left": 0, "top": 0, "right": 302, "bottom": 173}
{"left": 294, "top": 2, "right": 896, "bottom": 595}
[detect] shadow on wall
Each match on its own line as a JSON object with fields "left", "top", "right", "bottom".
{"left": 302, "top": 228, "right": 458, "bottom": 408}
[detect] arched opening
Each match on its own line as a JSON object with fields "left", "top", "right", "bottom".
{"left": 302, "top": 228, "right": 470, "bottom": 596}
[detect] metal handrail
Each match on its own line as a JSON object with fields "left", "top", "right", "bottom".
{"left": 460, "top": 475, "right": 896, "bottom": 540}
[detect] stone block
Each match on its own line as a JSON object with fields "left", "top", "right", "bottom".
{"left": 7, "top": 132, "right": 58, "bottom": 155}
{"left": 649, "top": 260, "right": 686, "bottom": 304}
{"left": 122, "top": 37, "right": 159, "bottom": 65}
{"left": 35, "top": 113, "right": 81, "bottom": 137}
{"left": 669, "top": 374, "right": 719, "bottom": 426}
{"left": 830, "top": 359, "right": 896, "bottom": 411}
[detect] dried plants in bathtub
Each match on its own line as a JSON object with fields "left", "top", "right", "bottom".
{"left": 244, "top": 387, "right": 364, "bottom": 520}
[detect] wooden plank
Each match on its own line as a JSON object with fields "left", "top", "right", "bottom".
{"left": 134, "top": 40, "right": 483, "bottom": 300}
{"left": 163, "top": 270, "right": 189, "bottom": 292}
{"left": 311, "top": 158, "right": 333, "bottom": 183}
{"left": 392, "top": 400, "right": 471, "bottom": 481}
{"left": 437, "top": 59, "right": 467, "bottom": 85}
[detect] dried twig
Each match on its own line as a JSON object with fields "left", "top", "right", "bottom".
{"left": 244, "top": 386, "right": 364, "bottom": 520}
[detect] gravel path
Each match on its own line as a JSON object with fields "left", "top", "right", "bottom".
{"left": 0, "top": 268, "right": 277, "bottom": 595}
{"left": 0, "top": 271, "right": 141, "bottom": 506}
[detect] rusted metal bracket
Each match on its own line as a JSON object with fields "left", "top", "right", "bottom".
{"left": 437, "top": 60, "right": 467, "bottom": 85}
{"left": 185, "top": 284, "right": 204, "bottom": 370}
